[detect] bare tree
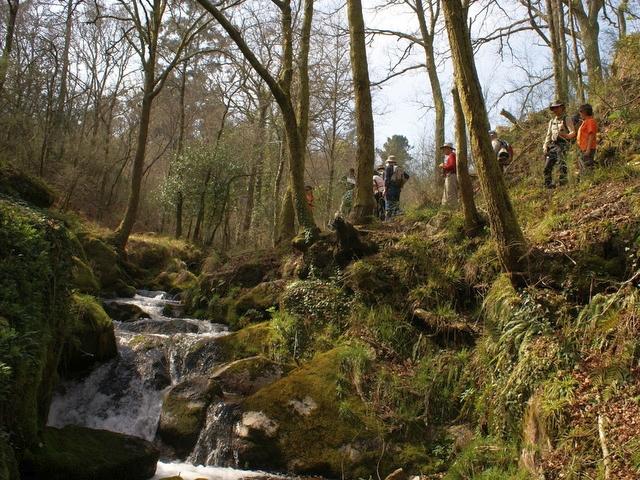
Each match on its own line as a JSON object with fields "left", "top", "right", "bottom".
{"left": 106, "top": 0, "right": 212, "bottom": 250}
{"left": 0, "top": 0, "right": 19, "bottom": 96}
{"left": 196, "top": 0, "right": 317, "bottom": 239}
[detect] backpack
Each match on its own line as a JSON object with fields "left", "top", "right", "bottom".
{"left": 498, "top": 139, "right": 513, "bottom": 161}
{"left": 391, "top": 166, "right": 409, "bottom": 187}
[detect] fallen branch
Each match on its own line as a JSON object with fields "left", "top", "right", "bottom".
{"left": 413, "top": 308, "right": 480, "bottom": 339}
{"left": 598, "top": 413, "right": 612, "bottom": 480}
{"left": 500, "top": 108, "right": 521, "bottom": 128}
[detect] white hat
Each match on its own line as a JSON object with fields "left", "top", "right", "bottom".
{"left": 386, "top": 155, "right": 397, "bottom": 163}
{"left": 441, "top": 142, "right": 455, "bottom": 150}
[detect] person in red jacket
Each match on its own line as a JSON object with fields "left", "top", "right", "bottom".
{"left": 439, "top": 142, "right": 458, "bottom": 208}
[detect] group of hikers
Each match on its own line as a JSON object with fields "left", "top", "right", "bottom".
{"left": 307, "top": 99, "right": 598, "bottom": 221}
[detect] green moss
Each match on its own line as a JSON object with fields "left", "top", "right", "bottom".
{"left": 71, "top": 255, "right": 100, "bottom": 293}
{"left": 77, "top": 232, "right": 128, "bottom": 294}
{"left": 0, "top": 433, "right": 19, "bottom": 480}
{"left": 444, "top": 437, "right": 523, "bottom": 480}
{"left": 241, "top": 348, "right": 385, "bottom": 478}
{"left": 22, "top": 426, "right": 158, "bottom": 480}
{"left": 61, "top": 293, "right": 116, "bottom": 376}
{"left": 0, "top": 166, "right": 56, "bottom": 208}
{"left": 0, "top": 198, "right": 73, "bottom": 450}
{"left": 215, "top": 321, "right": 273, "bottom": 361}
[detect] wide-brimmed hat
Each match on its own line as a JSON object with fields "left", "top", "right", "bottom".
{"left": 386, "top": 155, "right": 397, "bottom": 163}
{"left": 549, "top": 100, "right": 565, "bottom": 110}
{"left": 488, "top": 130, "right": 497, "bottom": 136}
{"left": 376, "top": 164, "right": 385, "bottom": 171}
{"left": 440, "top": 142, "right": 455, "bottom": 150}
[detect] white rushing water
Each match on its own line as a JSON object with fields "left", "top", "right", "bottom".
{"left": 153, "top": 461, "right": 276, "bottom": 479}
{"left": 47, "top": 290, "right": 273, "bottom": 479}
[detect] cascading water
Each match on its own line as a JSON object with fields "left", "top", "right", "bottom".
{"left": 47, "top": 290, "right": 274, "bottom": 479}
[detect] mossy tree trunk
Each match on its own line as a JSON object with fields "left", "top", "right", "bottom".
{"left": 346, "top": 0, "right": 376, "bottom": 224}
{"left": 442, "top": 0, "right": 528, "bottom": 284}
{"left": 414, "top": 0, "right": 445, "bottom": 194}
{"left": 452, "top": 87, "right": 481, "bottom": 236}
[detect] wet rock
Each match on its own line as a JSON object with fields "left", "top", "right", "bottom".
{"left": 103, "top": 301, "right": 151, "bottom": 322}
{"left": 157, "top": 377, "right": 223, "bottom": 457}
{"left": 21, "top": 426, "right": 158, "bottom": 480}
{"left": 233, "top": 280, "right": 287, "bottom": 322}
{"left": 121, "top": 318, "right": 199, "bottom": 335}
{"left": 212, "top": 357, "right": 289, "bottom": 397}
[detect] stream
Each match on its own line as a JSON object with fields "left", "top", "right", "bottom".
{"left": 47, "top": 290, "right": 275, "bottom": 480}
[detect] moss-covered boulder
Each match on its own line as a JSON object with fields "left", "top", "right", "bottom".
{"left": 157, "top": 376, "right": 223, "bottom": 457}
{"left": 61, "top": 293, "right": 117, "bottom": 376}
{"left": 21, "top": 426, "right": 158, "bottom": 480}
{"left": 212, "top": 356, "right": 291, "bottom": 397}
{"left": 235, "top": 348, "right": 384, "bottom": 477}
{"left": 215, "top": 322, "right": 273, "bottom": 362}
{"left": 0, "top": 165, "right": 56, "bottom": 208}
{"left": 77, "top": 232, "right": 133, "bottom": 297}
{"left": 70, "top": 255, "right": 100, "bottom": 294}
{"left": 0, "top": 199, "right": 73, "bottom": 451}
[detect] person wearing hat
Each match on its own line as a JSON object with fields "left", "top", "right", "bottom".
{"left": 439, "top": 143, "right": 458, "bottom": 208}
{"left": 542, "top": 100, "right": 575, "bottom": 188}
{"left": 373, "top": 164, "right": 386, "bottom": 220}
{"left": 383, "top": 155, "right": 409, "bottom": 219}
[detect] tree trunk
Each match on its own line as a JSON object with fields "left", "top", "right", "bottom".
{"left": 415, "top": 0, "right": 445, "bottom": 193}
{"left": 617, "top": 0, "right": 628, "bottom": 39}
{"left": 0, "top": 0, "right": 19, "bottom": 96}
{"left": 347, "top": 0, "right": 375, "bottom": 224}
{"left": 571, "top": 0, "right": 603, "bottom": 87}
{"left": 442, "top": 0, "right": 528, "bottom": 284}
{"left": 547, "top": 0, "right": 568, "bottom": 101}
{"left": 175, "top": 61, "right": 188, "bottom": 238}
{"left": 568, "top": 2, "right": 585, "bottom": 103}
{"left": 112, "top": 72, "right": 155, "bottom": 251}
{"left": 452, "top": 87, "right": 481, "bottom": 236}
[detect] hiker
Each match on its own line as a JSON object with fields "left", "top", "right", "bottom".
{"left": 305, "top": 185, "right": 314, "bottom": 212}
{"left": 339, "top": 174, "right": 356, "bottom": 216}
{"left": 565, "top": 103, "right": 598, "bottom": 179}
{"left": 543, "top": 100, "right": 575, "bottom": 188}
{"left": 489, "top": 130, "right": 513, "bottom": 171}
{"left": 439, "top": 143, "right": 458, "bottom": 208}
{"left": 373, "top": 165, "right": 386, "bottom": 220}
{"left": 383, "top": 155, "right": 409, "bottom": 220}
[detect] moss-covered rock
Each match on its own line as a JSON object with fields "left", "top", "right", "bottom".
{"left": 61, "top": 293, "right": 117, "bottom": 376}
{"left": 0, "top": 165, "right": 56, "bottom": 208}
{"left": 77, "top": 232, "right": 133, "bottom": 296}
{"left": 71, "top": 255, "right": 100, "bottom": 294}
{"left": 215, "top": 322, "right": 273, "bottom": 362}
{"left": 21, "top": 426, "right": 158, "bottom": 480}
{"left": 0, "top": 199, "right": 73, "bottom": 451}
{"left": 212, "top": 356, "right": 291, "bottom": 397}
{"left": 236, "top": 348, "right": 384, "bottom": 478}
{"left": 157, "top": 376, "right": 223, "bottom": 457}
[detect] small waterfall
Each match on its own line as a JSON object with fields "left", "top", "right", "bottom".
{"left": 188, "top": 401, "right": 241, "bottom": 467}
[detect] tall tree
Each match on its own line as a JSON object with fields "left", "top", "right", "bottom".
{"left": 346, "top": 0, "right": 376, "bottom": 223}
{"left": 546, "top": 0, "right": 569, "bottom": 100}
{"left": 413, "top": 0, "right": 445, "bottom": 191}
{"left": 451, "top": 87, "right": 481, "bottom": 236}
{"left": 108, "top": 0, "right": 211, "bottom": 250}
{"left": 196, "top": 0, "right": 317, "bottom": 237}
{"left": 565, "top": 0, "right": 604, "bottom": 87}
{"left": 442, "top": 0, "right": 528, "bottom": 284}
{"left": 0, "top": 0, "right": 19, "bottom": 96}
{"left": 379, "top": 135, "right": 413, "bottom": 164}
